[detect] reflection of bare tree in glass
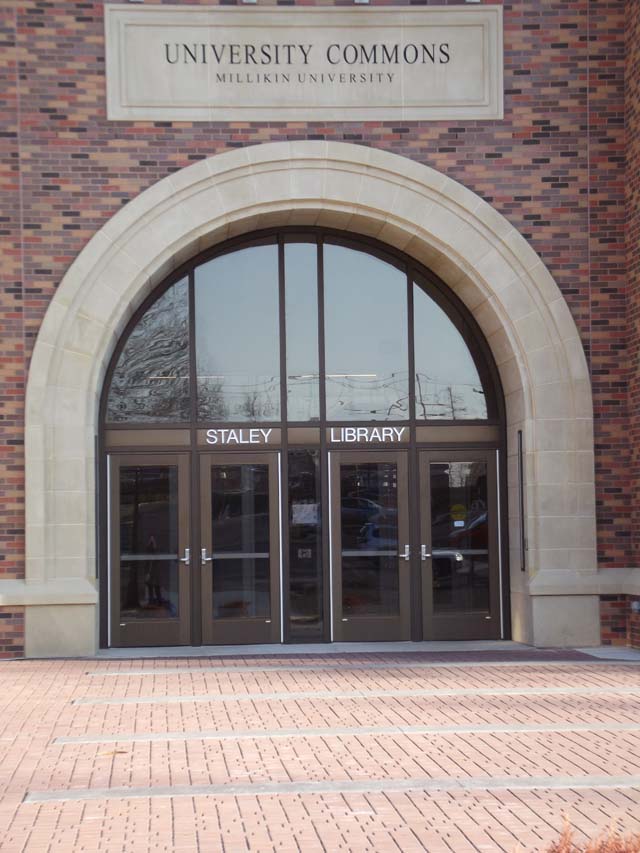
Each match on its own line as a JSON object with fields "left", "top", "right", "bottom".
{"left": 107, "top": 280, "right": 190, "bottom": 423}
{"left": 328, "top": 372, "right": 409, "bottom": 420}
{"left": 448, "top": 462, "right": 473, "bottom": 489}
{"left": 386, "top": 395, "right": 409, "bottom": 418}
{"left": 415, "top": 372, "right": 486, "bottom": 420}
{"left": 197, "top": 376, "right": 279, "bottom": 422}
{"left": 241, "top": 390, "right": 264, "bottom": 420}
{"left": 416, "top": 372, "right": 428, "bottom": 420}
{"left": 198, "top": 379, "right": 228, "bottom": 421}
{"left": 447, "top": 387, "right": 466, "bottom": 420}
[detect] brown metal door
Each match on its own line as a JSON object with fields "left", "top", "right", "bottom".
{"left": 420, "top": 449, "right": 501, "bottom": 640}
{"left": 330, "top": 450, "right": 411, "bottom": 642}
{"left": 110, "top": 454, "right": 191, "bottom": 647}
{"left": 200, "top": 452, "right": 281, "bottom": 645}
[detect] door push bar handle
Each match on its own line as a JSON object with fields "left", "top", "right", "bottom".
{"left": 402, "top": 545, "right": 410, "bottom": 561}
{"left": 421, "top": 545, "right": 431, "bottom": 561}
{"left": 201, "top": 548, "right": 212, "bottom": 565}
{"left": 179, "top": 548, "right": 190, "bottom": 565}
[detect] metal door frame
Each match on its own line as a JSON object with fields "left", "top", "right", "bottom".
{"left": 108, "top": 452, "right": 191, "bottom": 647}
{"left": 199, "top": 450, "right": 282, "bottom": 645}
{"left": 419, "top": 448, "right": 501, "bottom": 640}
{"left": 329, "top": 449, "right": 411, "bottom": 642}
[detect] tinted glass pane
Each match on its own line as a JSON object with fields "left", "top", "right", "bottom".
{"left": 210, "top": 464, "right": 271, "bottom": 619}
{"left": 195, "top": 245, "right": 280, "bottom": 422}
{"left": 288, "top": 450, "right": 322, "bottom": 639}
{"left": 414, "top": 284, "right": 487, "bottom": 420}
{"left": 430, "top": 461, "right": 489, "bottom": 613}
{"left": 107, "top": 279, "right": 189, "bottom": 423}
{"left": 340, "top": 462, "right": 399, "bottom": 617}
{"left": 324, "top": 245, "right": 408, "bottom": 421}
{"left": 211, "top": 558, "right": 270, "bottom": 620}
{"left": 119, "top": 466, "right": 180, "bottom": 620}
{"left": 285, "top": 243, "right": 320, "bottom": 421}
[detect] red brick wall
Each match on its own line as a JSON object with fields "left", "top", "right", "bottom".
{"left": 600, "top": 595, "right": 629, "bottom": 646}
{"left": 0, "top": 4, "right": 24, "bottom": 585}
{"left": 0, "top": 608, "right": 24, "bottom": 659}
{"left": 600, "top": 596, "right": 640, "bottom": 649}
{"left": 628, "top": 2, "right": 640, "bottom": 566}
{"left": 0, "top": 0, "right": 636, "bottom": 654}
{"left": 630, "top": 598, "right": 640, "bottom": 649}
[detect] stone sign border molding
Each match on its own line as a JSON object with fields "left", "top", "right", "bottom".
{"left": 105, "top": 4, "right": 503, "bottom": 123}
{"left": 8, "top": 140, "right": 624, "bottom": 655}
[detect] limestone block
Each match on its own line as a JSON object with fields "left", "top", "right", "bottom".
{"left": 26, "top": 604, "right": 97, "bottom": 657}
{"left": 531, "top": 595, "right": 600, "bottom": 648}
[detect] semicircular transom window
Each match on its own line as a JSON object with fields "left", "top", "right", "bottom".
{"left": 105, "top": 233, "right": 494, "bottom": 425}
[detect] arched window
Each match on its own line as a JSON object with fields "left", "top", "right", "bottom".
{"left": 105, "top": 231, "right": 498, "bottom": 426}
{"left": 102, "top": 230, "right": 505, "bottom": 650}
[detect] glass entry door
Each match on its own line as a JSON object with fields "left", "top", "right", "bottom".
{"left": 420, "top": 450, "right": 501, "bottom": 640}
{"left": 109, "top": 454, "right": 191, "bottom": 647}
{"left": 330, "top": 451, "right": 411, "bottom": 642}
{"left": 200, "top": 453, "right": 281, "bottom": 645}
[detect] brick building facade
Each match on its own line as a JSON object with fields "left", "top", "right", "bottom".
{"left": 1, "top": 0, "right": 639, "bottom": 656}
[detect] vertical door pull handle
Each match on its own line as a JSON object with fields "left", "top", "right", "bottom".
{"left": 180, "top": 548, "right": 190, "bottom": 565}
{"left": 201, "top": 548, "right": 212, "bottom": 565}
{"left": 402, "top": 545, "right": 410, "bottom": 561}
{"left": 421, "top": 545, "right": 431, "bottom": 561}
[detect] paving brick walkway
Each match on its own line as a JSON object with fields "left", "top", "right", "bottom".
{"left": 1, "top": 651, "right": 640, "bottom": 852}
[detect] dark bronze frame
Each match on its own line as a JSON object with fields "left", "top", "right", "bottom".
{"left": 420, "top": 448, "right": 501, "bottom": 641}
{"left": 98, "top": 228, "right": 509, "bottom": 648}
{"left": 330, "top": 449, "right": 411, "bottom": 642}
{"left": 200, "top": 451, "right": 281, "bottom": 645}
{"left": 109, "top": 453, "right": 191, "bottom": 647}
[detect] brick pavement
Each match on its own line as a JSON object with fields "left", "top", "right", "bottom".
{"left": 1, "top": 653, "right": 640, "bottom": 851}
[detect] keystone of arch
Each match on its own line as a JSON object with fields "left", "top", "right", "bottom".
{"left": 21, "top": 141, "right": 598, "bottom": 651}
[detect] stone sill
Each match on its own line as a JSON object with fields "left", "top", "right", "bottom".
{"left": 529, "top": 568, "right": 640, "bottom": 597}
{"left": 0, "top": 579, "right": 98, "bottom": 607}
{"left": 0, "top": 571, "right": 637, "bottom": 607}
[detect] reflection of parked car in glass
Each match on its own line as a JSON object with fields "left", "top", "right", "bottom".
{"left": 341, "top": 497, "right": 383, "bottom": 525}
{"left": 431, "top": 510, "right": 487, "bottom": 550}
{"left": 448, "top": 511, "right": 488, "bottom": 548}
{"left": 356, "top": 521, "right": 397, "bottom": 551}
{"left": 342, "top": 497, "right": 385, "bottom": 548}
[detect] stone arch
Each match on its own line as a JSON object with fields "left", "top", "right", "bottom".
{"left": 19, "top": 141, "right": 599, "bottom": 654}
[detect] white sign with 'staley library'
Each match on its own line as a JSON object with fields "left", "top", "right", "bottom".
{"left": 203, "top": 426, "right": 407, "bottom": 444}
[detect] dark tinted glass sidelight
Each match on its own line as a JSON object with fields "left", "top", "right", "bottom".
{"left": 209, "top": 463, "right": 271, "bottom": 620}
{"left": 340, "top": 461, "right": 399, "bottom": 617}
{"left": 195, "top": 245, "right": 280, "bottom": 422}
{"left": 119, "top": 466, "right": 180, "bottom": 620}
{"left": 430, "top": 460, "right": 490, "bottom": 612}
{"left": 285, "top": 243, "right": 320, "bottom": 421}
{"left": 107, "top": 278, "right": 190, "bottom": 423}
{"left": 288, "top": 450, "right": 322, "bottom": 639}
{"left": 414, "top": 284, "right": 488, "bottom": 420}
{"left": 324, "top": 245, "right": 409, "bottom": 421}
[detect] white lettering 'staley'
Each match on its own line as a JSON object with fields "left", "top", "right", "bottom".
{"left": 206, "top": 428, "right": 273, "bottom": 445}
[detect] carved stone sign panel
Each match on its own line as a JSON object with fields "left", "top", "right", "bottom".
{"left": 105, "top": 5, "right": 503, "bottom": 122}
